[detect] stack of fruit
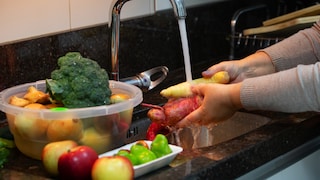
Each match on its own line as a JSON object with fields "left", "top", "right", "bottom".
{"left": 3, "top": 84, "right": 135, "bottom": 160}
{"left": 42, "top": 134, "right": 172, "bottom": 180}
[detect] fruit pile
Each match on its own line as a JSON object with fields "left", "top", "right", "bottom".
{"left": 7, "top": 85, "right": 131, "bottom": 159}
{"left": 115, "top": 134, "right": 172, "bottom": 166}
{"left": 42, "top": 134, "right": 173, "bottom": 180}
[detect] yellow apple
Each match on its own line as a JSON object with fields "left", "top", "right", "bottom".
{"left": 14, "top": 103, "right": 49, "bottom": 140}
{"left": 80, "top": 127, "right": 111, "bottom": 154}
{"left": 91, "top": 156, "right": 134, "bottom": 180}
{"left": 110, "top": 93, "right": 130, "bottom": 104}
{"left": 110, "top": 93, "right": 133, "bottom": 123}
{"left": 14, "top": 114, "right": 49, "bottom": 140}
{"left": 41, "top": 140, "right": 78, "bottom": 176}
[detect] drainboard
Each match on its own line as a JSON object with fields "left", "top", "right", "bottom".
{"left": 125, "top": 111, "right": 271, "bottom": 149}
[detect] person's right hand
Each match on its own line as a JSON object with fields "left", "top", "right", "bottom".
{"left": 175, "top": 82, "right": 242, "bottom": 128}
{"left": 202, "top": 51, "right": 276, "bottom": 83}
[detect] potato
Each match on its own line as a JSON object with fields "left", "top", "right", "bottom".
{"left": 23, "top": 86, "right": 50, "bottom": 104}
{"left": 9, "top": 96, "right": 30, "bottom": 107}
{"left": 46, "top": 118, "right": 83, "bottom": 142}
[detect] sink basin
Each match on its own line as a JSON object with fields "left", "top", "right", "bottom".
{"left": 126, "top": 111, "right": 271, "bottom": 150}
{"left": 167, "top": 112, "right": 271, "bottom": 150}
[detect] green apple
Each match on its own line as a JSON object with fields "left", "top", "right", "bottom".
{"left": 91, "top": 156, "right": 134, "bottom": 180}
{"left": 41, "top": 140, "right": 78, "bottom": 176}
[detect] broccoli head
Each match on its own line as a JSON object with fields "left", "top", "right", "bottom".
{"left": 46, "top": 52, "right": 112, "bottom": 108}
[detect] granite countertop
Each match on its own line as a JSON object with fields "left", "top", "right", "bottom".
{"left": 138, "top": 112, "right": 320, "bottom": 179}
{"left": 1, "top": 111, "right": 320, "bottom": 179}
{"left": 1, "top": 62, "right": 320, "bottom": 179}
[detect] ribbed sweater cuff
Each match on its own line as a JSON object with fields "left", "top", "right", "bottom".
{"left": 240, "top": 80, "right": 257, "bottom": 111}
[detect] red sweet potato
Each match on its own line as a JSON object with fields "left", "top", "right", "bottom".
{"left": 146, "top": 122, "right": 170, "bottom": 141}
{"left": 145, "top": 96, "right": 203, "bottom": 127}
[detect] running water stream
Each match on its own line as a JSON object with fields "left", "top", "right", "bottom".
{"left": 178, "top": 19, "right": 193, "bottom": 82}
{"left": 173, "top": 19, "right": 212, "bottom": 149}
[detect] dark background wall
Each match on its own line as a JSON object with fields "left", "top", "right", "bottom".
{"left": 0, "top": 0, "right": 319, "bottom": 120}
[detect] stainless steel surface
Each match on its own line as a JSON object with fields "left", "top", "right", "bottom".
{"left": 169, "top": 0, "right": 187, "bottom": 19}
{"left": 168, "top": 112, "right": 271, "bottom": 150}
{"left": 229, "top": 4, "right": 269, "bottom": 59}
{"left": 120, "top": 66, "right": 169, "bottom": 91}
{"left": 109, "top": 0, "right": 186, "bottom": 81}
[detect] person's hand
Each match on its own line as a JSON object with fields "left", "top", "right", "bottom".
{"left": 175, "top": 83, "right": 242, "bottom": 128}
{"left": 203, "top": 60, "right": 245, "bottom": 83}
{"left": 203, "top": 52, "right": 275, "bottom": 83}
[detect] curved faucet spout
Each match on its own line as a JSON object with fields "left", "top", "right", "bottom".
{"left": 169, "top": 0, "right": 186, "bottom": 19}
{"left": 109, "top": 0, "right": 130, "bottom": 81}
{"left": 109, "top": 0, "right": 186, "bottom": 81}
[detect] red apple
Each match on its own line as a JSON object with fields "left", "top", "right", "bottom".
{"left": 91, "top": 156, "right": 134, "bottom": 180}
{"left": 58, "top": 146, "right": 98, "bottom": 180}
{"left": 135, "top": 140, "right": 149, "bottom": 149}
{"left": 41, "top": 140, "right": 78, "bottom": 176}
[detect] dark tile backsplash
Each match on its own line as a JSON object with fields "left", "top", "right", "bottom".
{"left": 0, "top": 0, "right": 315, "bottom": 120}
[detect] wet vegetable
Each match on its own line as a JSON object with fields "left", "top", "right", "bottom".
{"left": 116, "top": 149, "right": 139, "bottom": 165}
{"left": 146, "top": 122, "right": 170, "bottom": 141}
{"left": 145, "top": 96, "right": 203, "bottom": 127}
{"left": 130, "top": 144, "right": 157, "bottom": 164}
{"left": 160, "top": 71, "right": 229, "bottom": 98}
{"left": 115, "top": 137, "right": 173, "bottom": 166}
{"left": 150, "top": 134, "right": 172, "bottom": 158}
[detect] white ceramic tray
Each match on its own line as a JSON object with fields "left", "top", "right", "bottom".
{"left": 99, "top": 140, "right": 183, "bottom": 178}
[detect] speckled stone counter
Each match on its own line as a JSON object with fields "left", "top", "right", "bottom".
{"left": 1, "top": 102, "right": 320, "bottom": 180}
{"left": 1, "top": 63, "right": 320, "bottom": 179}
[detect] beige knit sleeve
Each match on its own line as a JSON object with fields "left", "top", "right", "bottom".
{"left": 240, "top": 21, "right": 320, "bottom": 112}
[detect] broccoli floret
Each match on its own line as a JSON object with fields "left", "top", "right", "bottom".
{"left": 46, "top": 52, "right": 112, "bottom": 108}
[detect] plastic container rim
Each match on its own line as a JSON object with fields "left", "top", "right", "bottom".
{"left": 0, "top": 80, "right": 143, "bottom": 120}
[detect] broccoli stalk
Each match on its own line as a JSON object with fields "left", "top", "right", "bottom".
{"left": 46, "top": 52, "right": 112, "bottom": 108}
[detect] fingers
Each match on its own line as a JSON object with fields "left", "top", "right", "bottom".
{"left": 175, "top": 108, "right": 204, "bottom": 128}
{"left": 202, "top": 61, "right": 241, "bottom": 81}
{"left": 202, "top": 67, "right": 225, "bottom": 78}
{"left": 202, "top": 61, "right": 234, "bottom": 76}
{"left": 176, "top": 84, "right": 224, "bottom": 128}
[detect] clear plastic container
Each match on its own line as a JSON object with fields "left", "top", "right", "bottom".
{"left": 0, "top": 80, "right": 143, "bottom": 160}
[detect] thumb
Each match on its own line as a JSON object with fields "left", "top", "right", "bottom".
{"left": 190, "top": 84, "right": 207, "bottom": 97}
{"left": 202, "top": 67, "right": 226, "bottom": 78}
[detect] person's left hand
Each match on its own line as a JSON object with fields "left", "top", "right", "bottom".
{"left": 175, "top": 83, "right": 242, "bottom": 128}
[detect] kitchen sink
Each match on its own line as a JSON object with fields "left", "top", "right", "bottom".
{"left": 126, "top": 111, "right": 271, "bottom": 150}
{"left": 124, "top": 61, "right": 273, "bottom": 149}
{"left": 168, "top": 112, "right": 271, "bottom": 150}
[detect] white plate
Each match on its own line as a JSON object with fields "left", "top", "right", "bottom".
{"left": 99, "top": 140, "right": 183, "bottom": 178}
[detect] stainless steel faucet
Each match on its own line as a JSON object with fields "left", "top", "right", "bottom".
{"left": 109, "top": 0, "right": 186, "bottom": 81}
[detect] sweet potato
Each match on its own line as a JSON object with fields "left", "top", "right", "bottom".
{"left": 144, "top": 96, "right": 202, "bottom": 127}
{"left": 145, "top": 71, "right": 229, "bottom": 139}
{"left": 146, "top": 122, "right": 170, "bottom": 141}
